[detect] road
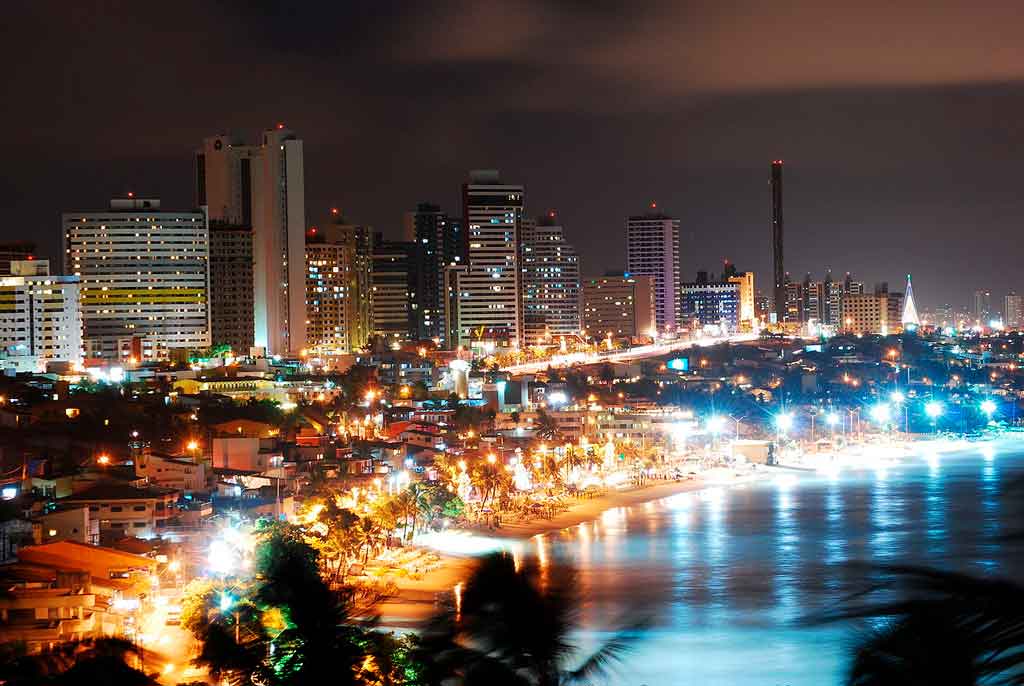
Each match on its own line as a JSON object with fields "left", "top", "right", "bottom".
{"left": 499, "top": 333, "right": 759, "bottom": 375}
{"left": 137, "top": 592, "right": 206, "bottom": 684}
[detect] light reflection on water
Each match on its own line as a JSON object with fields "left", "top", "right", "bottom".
{"left": 539, "top": 444, "right": 1024, "bottom": 685}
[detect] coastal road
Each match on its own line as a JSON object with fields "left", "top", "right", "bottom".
{"left": 499, "top": 333, "right": 760, "bottom": 375}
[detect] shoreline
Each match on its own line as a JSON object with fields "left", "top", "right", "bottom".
{"left": 375, "top": 434, "right": 1019, "bottom": 627}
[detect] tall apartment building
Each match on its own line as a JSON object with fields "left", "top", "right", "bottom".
{"left": 403, "top": 203, "right": 465, "bottom": 344}
{"left": 519, "top": 214, "right": 581, "bottom": 343}
{"left": 208, "top": 224, "right": 254, "bottom": 354}
{"left": 457, "top": 170, "right": 523, "bottom": 349}
{"left": 1005, "top": 292, "right": 1023, "bottom": 329}
{"left": 0, "top": 260, "right": 81, "bottom": 372}
{"left": 974, "top": 289, "right": 994, "bottom": 323}
{"left": 195, "top": 126, "right": 306, "bottom": 356}
{"left": 62, "top": 198, "right": 209, "bottom": 362}
{"left": 305, "top": 223, "right": 373, "bottom": 355}
{"left": 783, "top": 276, "right": 804, "bottom": 324}
{"left": 371, "top": 233, "right": 414, "bottom": 344}
{"left": 823, "top": 272, "right": 844, "bottom": 327}
{"left": 581, "top": 272, "right": 655, "bottom": 339}
{"left": 626, "top": 210, "right": 681, "bottom": 333}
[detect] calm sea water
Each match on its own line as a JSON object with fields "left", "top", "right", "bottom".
{"left": 534, "top": 439, "right": 1024, "bottom": 686}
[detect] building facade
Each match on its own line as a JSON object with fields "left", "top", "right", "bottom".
{"left": 195, "top": 127, "right": 306, "bottom": 356}
{"left": 457, "top": 170, "right": 523, "bottom": 349}
{"left": 681, "top": 275, "right": 739, "bottom": 330}
{"left": 305, "top": 223, "right": 373, "bottom": 355}
{"left": 403, "top": 203, "right": 465, "bottom": 344}
{"left": 208, "top": 224, "right": 254, "bottom": 354}
{"left": 840, "top": 291, "right": 905, "bottom": 335}
{"left": 61, "top": 198, "right": 209, "bottom": 362}
{"left": 519, "top": 214, "right": 581, "bottom": 343}
{"left": 371, "top": 234, "right": 414, "bottom": 343}
{"left": 1005, "top": 292, "right": 1023, "bottom": 329}
{"left": 626, "top": 210, "right": 680, "bottom": 333}
{"left": 0, "top": 261, "right": 81, "bottom": 372}
{"left": 581, "top": 272, "right": 655, "bottom": 339}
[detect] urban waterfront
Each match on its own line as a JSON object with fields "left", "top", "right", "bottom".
{"left": 531, "top": 440, "right": 1024, "bottom": 685}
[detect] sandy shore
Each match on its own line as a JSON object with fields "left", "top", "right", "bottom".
{"left": 376, "top": 476, "right": 718, "bottom": 627}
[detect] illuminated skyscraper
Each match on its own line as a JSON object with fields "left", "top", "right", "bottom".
{"left": 626, "top": 207, "right": 681, "bottom": 332}
{"left": 457, "top": 170, "right": 523, "bottom": 349}
{"left": 403, "top": 203, "right": 465, "bottom": 344}
{"left": 520, "top": 213, "right": 581, "bottom": 343}
{"left": 1005, "top": 292, "right": 1023, "bottom": 329}
{"left": 195, "top": 126, "right": 306, "bottom": 356}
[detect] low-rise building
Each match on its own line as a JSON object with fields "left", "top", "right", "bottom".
{"left": 61, "top": 483, "right": 180, "bottom": 539}
{"left": 135, "top": 452, "right": 208, "bottom": 492}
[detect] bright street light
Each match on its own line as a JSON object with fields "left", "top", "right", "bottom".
{"left": 825, "top": 412, "right": 840, "bottom": 427}
{"left": 706, "top": 416, "right": 726, "bottom": 435}
{"left": 925, "top": 401, "right": 943, "bottom": 419}
{"left": 980, "top": 399, "right": 997, "bottom": 417}
{"left": 870, "top": 403, "right": 891, "bottom": 424}
{"left": 890, "top": 391, "right": 905, "bottom": 404}
{"left": 775, "top": 413, "right": 794, "bottom": 432}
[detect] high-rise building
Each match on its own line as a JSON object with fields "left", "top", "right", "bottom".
{"left": 1005, "top": 292, "right": 1023, "bottom": 329}
{"left": 783, "top": 275, "right": 804, "bottom": 324}
{"left": 581, "top": 272, "right": 655, "bottom": 339}
{"left": 770, "top": 160, "right": 785, "bottom": 323}
{"left": 681, "top": 272, "right": 740, "bottom": 330}
{"left": 0, "top": 242, "right": 37, "bottom": 275}
{"left": 304, "top": 222, "right": 373, "bottom": 355}
{"left": 456, "top": 170, "right": 523, "bottom": 348}
{"left": 371, "top": 233, "right": 414, "bottom": 344}
{"left": 840, "top": 287, "right": 904, "bottom": 336}
{"left": 195, "top": 126, "right": 306, "bottom": 356}
{"left": 519, "top": 213, "right": 581, "bottom": 343}
{"left": 0, "top": 260, "right": 81, "bottom": 372}
{"left": 626, "top": 208, "right": 681, "bottom": 333}
{"left": 62, "top": 197, "right": 210, "bottom": 362}
{"left": 823, "top": 272, "right": 844, "bottom": 327}
{"left": 844, "top": 272, "right": 865, "bottom": 296}
{"left": 403, "top": 203, "right": 465, "bottom": 344}
{"left": 974, "top": 289, "right": 993, "bottom": 323}
{"left": 725, "top": 269, "right": 756, "bottom": 331}
{"left": 804, "top": 274, "right": 824, "bottom": 323}
{"left": 208, "top": 224, "right": 254, "bottom": 354}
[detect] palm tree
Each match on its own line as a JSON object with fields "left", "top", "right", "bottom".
{"left": 822, "top": 564, "right": 1024, "bottom": 686}
{"left": 534, "top": 409, "right": 561, "bottom": 441}
{"left": 419, "top": 552, "right": 639, "bottom": 686}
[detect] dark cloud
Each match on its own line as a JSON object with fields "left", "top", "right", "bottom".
{"left": 2, "top": 0, "right": 1023, "bottom": 308}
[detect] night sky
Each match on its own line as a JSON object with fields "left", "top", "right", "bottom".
{"left": 4, "top": 1, "right": 1024, "bottom": 309}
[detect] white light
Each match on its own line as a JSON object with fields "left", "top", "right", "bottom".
{"left": 825, "top": 412, "right": 840, "bottom": 426}
{"left": 775, "top": 413, "right": 794, "bottom": 432}
{"left": 706, "top": 415, "right": 726, "bottom": 435}
{"left": 870, "top": 403, "right": 891, "bottom": 424}
{"left": 981, "top": 399, "right": 997, "bottom": 416}
{"left": 547, "top": 391, "right": 568, "bottom": 406}
{"left": 925, "top": 401, "right": 943, "bottom": 419}
{"left": 890, "top": 391, "right": 905, "bottom": 404}
{"left": 1, "top": 486, "right": 16, "bottom": 500}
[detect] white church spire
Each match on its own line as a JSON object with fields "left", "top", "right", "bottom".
{"left": 902, "top": 274, "right": 920, "bottom": 327}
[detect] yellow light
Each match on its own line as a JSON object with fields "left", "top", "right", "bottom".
{"left": 97, "top": 455, "right": 110, "bottom": 465}
{"left": 186, "top": 440, "right": 199, "bottom": 451}
{"left": 162, "top": 664, "right": 175, "bottom": 675}
{"left": 48, "top": 528, "right": 57, "bottom": 537}
{"left": 168, "top": 560, "right": 181, "bottom": 573}
{"left": 487, "top": 454, "right": 497, "bottom": 464}
{"left": 458, "top": 460, "right": 467, "bottom": 471}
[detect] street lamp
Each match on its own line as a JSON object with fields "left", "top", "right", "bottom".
{"left": 925, "top": 400, "right": 943, "bottom": 434}
{"left": 706, "top": 416, "right": 726, "bottom": 435}
{"left": 981, "top": 399, "right": 997, "bottom": 422}
{"left": 870, "top": 403, "right": 892, "bottom": 425}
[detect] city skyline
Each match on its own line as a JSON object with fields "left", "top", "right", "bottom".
{"left": 3, "top": 3, "right": 1024, "bottom": 308}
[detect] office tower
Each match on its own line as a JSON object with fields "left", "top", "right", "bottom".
{"left": 208, "top": 223, "right": 255, "bottom": 354}
{"left": 770, "top": 160, "right": 785, "bottom": 323}
{"left": 0, "top": 260, "right": 81, "bottom": 372}
{"left": 581, "top": 272, "right": 655, "bottom": 339}
{"left": 840, "top": 291, "right": 904, "bottom": 335}
{"left": 974, "top": 289, "right": 993, "bottom": 323}
{"left": 902, "top": 274, "right": 920, "bottom": 327}
{"left": 681, "top": 272, "right": 740, "bottom": 330}
{"left": 843, "top": 272, "right": 865, "bottom": 295}
{"left": 304, "top": 221, "right": 373, "bottom": 355}
{"left": 803, "top": 274, "right": 824, "bottom": 323}
{"left": 726, "top": 270, "right": 755, "bottom": 331}
{"left": 1005, "top": 292, "right": 1023, "bottom": 329}
{"left": 626, "top": 208, "right": 681, "bottom": 332}
{"left": 195, "top": 126, "right": 306, "bottom": 356}
{"left": 443, "top": 264, "right": 467, "bottom": 348}
{"left": 0, "top": 242, "right": 37, "bottom": 275}
{"left": 371, "top": 233, "right": 414, "bottom": 344}
{"left": 457, "top": 170, "right": 523, "bottom": 348}
{"left": 823, "top": 271, "right": 844, "bottom": 327}
{"left": 403, "top": 203, "right": 465, "bottom": 343}
{"left": 519, "top": 213, "right": 581, "bottom": 343}
{"left": 783, "top": 275, "right": 804, "bottom": 323}
{"left": 62, "top": 197, "right": 210, "bottom": 362}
